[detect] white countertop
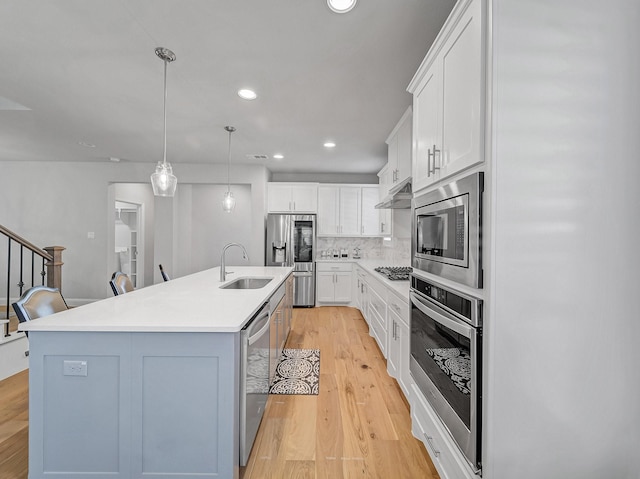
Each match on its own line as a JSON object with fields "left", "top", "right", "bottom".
{"left": 20, "top": 266, "right": 293, "bottom": 333}
{"left": 316, "top": 258, "right": 410, "bottom": 301}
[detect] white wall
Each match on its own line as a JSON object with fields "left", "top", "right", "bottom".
{"left": 486, "top": 1, "right": 640, "bottom": 478}
{"left": 175, "top": 184, "right": 253, "bottom": 277}
{"left": 0, "top": 161, "right": 270, "bottom": 302}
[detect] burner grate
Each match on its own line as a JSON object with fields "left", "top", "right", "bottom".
{"left": 374, "top": 266, "right": 413, "bottom": 281}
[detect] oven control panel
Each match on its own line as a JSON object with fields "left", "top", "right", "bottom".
{"left": 411, "top": 276, "right": 482, "bottom": 326}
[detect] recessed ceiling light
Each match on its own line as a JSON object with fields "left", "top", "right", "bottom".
{"left": 78, "top": 141, "right": 96, "bottom": 148}
{"left": 238, "top": 89, "right": 257, "bottom": 100}
{"left": 273, "top": 154, "right": 284, "bottom": 160}
{"left": 324, "top": 142, "right": 336, "bottom": 148}
{"left": 109, "top": 157, "right": 121, "bottom": 163}
{"left": 327, "top": 0, "right": 357, "bottom": 13}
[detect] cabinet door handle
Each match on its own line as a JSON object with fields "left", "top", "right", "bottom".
{"left": 380, "top": 222, "right": 385, "bottom": 233}
{"left": 427, "top": 148, "right": 433, "bottom": 178}
{"left": 424, "top": 434, "right": 440, "bottom": 458}
{"left": 431, "top": 145, "right": 441, "bottom": 174}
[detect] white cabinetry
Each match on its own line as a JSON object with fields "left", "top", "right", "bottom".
{"left": 361, "top": 186, "right": 388, "bottom": 236}
{"left": 316, "top": 262, "right": 352, "bottom": 303}
{"left": 267, "top": 182, "right": 318, "bottom": 213}
{"left": 355, "top": 267, "right": 370, "bottom": 326}
{"left": 386, "top": 107, "right": 413, "bottom": 186}
{"left": 317, "top": 186, "right": 361, "bottom": 236}
{"left": 317, "top": 185, "right": 388, "bottom": 237}
{"left": 411, "top": 384, "right": 476, "bottom": 479}
{"left": 386, "top": 292, "right": 411, "bottom": 398}
{"left": 367, "top": 278, "right": 388, "bottom": 356}
{"left": 408, "top": 0, "right": 484, "bottom": 193}
{"left": 129, "top": 230, "right": 138, "bottom": 287}
{"left": 376, "top": 168, "right": 393, "bottom": 237}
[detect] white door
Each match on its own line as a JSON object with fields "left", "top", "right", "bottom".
{"left": 361, "top": 186, "right": 382, "bottom": 236}
{"left": 439, "top": 0, "right": 483, "bottom": 178}
{"left": 413, "top": 65, "right": 441, "bottom": 192}
{"left": 316, "top": 272, "right": 336, "bottom": 302}
{"left": 267, "top": 184, "right": 293, "bottom": 212}
{"left": 290, "top": 185, "right": 318, "bottom": 213}
{"left": 333, "top": 272, "right": 353, "bottom": 303}
{"left": 338, "top": 187, "right": 361, "bottom": 236}
{"left": 317, "top": 186, "right": 340, "bottom": 236}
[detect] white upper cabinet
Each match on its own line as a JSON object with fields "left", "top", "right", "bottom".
{"left": 386, "top": 107, "right": 413, "bottom": 186}
{"left": 267, "top": 182, "right": 318, "bottom": 213}
{"left": 317, "top": 186, "right": 340, "bottom": 235}
{"left": 361, "top": 186, "right": 386, "bottom": 236}
{"left": 408, "top": 0, "right": 484, "bottom": 193}
{"left": 317, "top": 185, "right": 384, "bottom": 237}
{"left": 317, "top": 185, "right": 361, "bottom": 236}
{"left": 338, "top": 186, "right": 361, "bottom": 236}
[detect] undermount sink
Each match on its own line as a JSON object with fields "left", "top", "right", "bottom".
{"left": 219, "top": 277, "right": 273, "bottom": 290}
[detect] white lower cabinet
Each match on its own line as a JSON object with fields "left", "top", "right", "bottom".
{"left": 411, "top": 384, "right": 477, "bottom": 479}
{"left": 316, "top": 262, "right": 353, "bottom": 303}
{"left": 386, "top": 292, "right": 411, "bottom": 398}
{"left": 366, "top": 278, "right": 388, "bottom": 356}
{"left": 355, "top": 269, "right": 369, "bottom": 323}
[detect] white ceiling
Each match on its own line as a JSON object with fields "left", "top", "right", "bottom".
{"left": 0, "top": 0, "right": 455, "bottom": 175}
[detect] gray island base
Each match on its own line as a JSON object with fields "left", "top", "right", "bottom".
{"left": 22, "top": 266, "right": 293, "bottom": 479}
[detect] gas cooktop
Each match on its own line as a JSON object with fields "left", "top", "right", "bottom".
{"left": 374, "top": 266, "right": 413, "bottom": 281}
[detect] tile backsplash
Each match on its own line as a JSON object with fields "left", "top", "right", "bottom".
{"left": 317, "top": 237, "right": 410, "bottom": 265}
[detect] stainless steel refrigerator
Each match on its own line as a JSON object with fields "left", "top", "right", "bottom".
{"left": 265, "top": 214, "right": 315, "bottom": 307}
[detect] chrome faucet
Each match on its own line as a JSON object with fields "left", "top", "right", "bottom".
{"left": 220, "top": 243, "right": 249, "bottom": 281}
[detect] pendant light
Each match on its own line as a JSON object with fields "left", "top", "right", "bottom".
{"left": 222, "top": 126, "right": 236, "bottom": 212}
{"left": 150, "top": 47, "right": 178, "bottom": 197}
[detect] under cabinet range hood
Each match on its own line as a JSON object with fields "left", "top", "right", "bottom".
{"left": 375, "top": 176, "right": 412, "bottom": 209}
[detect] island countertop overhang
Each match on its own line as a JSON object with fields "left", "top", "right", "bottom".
{"left": 19, "top": 266, "right": 293, "bottom": 333}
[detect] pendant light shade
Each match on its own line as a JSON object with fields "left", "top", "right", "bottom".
{"left": 150, "top": 47, "right": 177, "bottom": 197}
{"left": 222, "top": 126, "right": 236, "bottom": 213}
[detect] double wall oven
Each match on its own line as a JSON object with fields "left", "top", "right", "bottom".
{"left": 410, "top": 172, "right": 484, "bottom": 473}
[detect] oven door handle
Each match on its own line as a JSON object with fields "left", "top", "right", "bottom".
{"left": 410, "top": 291, "right": 473, "bottom": 338}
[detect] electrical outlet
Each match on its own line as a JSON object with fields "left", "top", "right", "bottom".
{"left": 63, "top": 360, "right": 88, "bottom": 376}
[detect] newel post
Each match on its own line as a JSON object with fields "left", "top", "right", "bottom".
{"left": 44, "top": 246, "right": 65, "bottom": 291}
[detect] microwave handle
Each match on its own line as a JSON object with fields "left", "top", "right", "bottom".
{"left": 410, "top": 291, "right": 473, "bottom": 338}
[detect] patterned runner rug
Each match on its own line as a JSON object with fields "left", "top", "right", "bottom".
{"left": 269, "top": 348, "right": 320, "bottom": 395}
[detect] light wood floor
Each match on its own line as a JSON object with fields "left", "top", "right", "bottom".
{"left": 0, "top": 369, "right": 28, "bottom": 479}
{"left": 241, "top": 306, "right": 439, "bottom": 479}
{"left": 0, "top": 307, "right": 438, "bottom": 479}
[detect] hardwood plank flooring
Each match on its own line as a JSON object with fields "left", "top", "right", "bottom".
{"left": 0, "top": 307, "right": 438, "bottom": 479}
{"left": 0, "top": 369, "right": 28, "bottom": 479}
{"left": 242, "top": 306, "right": 439, "bottom": 479}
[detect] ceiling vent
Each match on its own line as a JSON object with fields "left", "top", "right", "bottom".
{"left": 246, "top": 154, "right": 269, "bottom": 160}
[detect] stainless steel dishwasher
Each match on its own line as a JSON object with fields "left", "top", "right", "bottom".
{"left": 239, "top": 301, "right": 270, "bottom": 466}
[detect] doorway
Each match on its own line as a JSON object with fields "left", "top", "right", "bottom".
{"left": 114, "top": 201, "right": 144, "bottom": 288}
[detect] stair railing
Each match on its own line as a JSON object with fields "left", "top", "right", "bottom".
{"left": 0, "top": 224, "right": 64, "bottom": 338}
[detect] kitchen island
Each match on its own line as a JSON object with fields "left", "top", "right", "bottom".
{"left": 21, "top": 266, "right": 292, "bottom": 479}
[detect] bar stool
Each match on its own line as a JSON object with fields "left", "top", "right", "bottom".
{"left": 110, "top": 272, "right": 134, "bottom": 296}
{"left": 12, "top": 286, "right": 69, "bottom": 336}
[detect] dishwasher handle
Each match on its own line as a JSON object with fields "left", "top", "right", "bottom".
{"left": 245, "top": 304, "right": 271, "bottom": 346}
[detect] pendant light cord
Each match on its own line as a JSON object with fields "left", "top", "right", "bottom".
{"left": 226, "top": 128, "right": 233, "bottom": 193}
{"left": 162, "top": 59, "right": 168, "bottom": 167}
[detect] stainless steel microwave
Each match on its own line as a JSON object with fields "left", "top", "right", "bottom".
{"left": 412, "top": 172, "right": 484, "bottom": 288}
